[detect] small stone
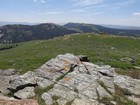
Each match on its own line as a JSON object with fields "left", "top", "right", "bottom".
{"left": 120, "top": 57, "right": 135, "bottom": 63}
{"left": 110, "top": 101, "right": 116, "bottom": 105}
{"left": 77, "top": 55, "right": 90, "bottom": 62}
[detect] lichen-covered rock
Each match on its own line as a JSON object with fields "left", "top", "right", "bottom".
{"left": 39, "top": 53, "right": 80, "bottom": 73}
{"left": 35, "top": 68, "right": 63, "bottom": 81}
{"left": 0, "top": 53, "right": 140, "bottom": 105}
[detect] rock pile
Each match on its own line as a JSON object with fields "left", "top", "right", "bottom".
{"left": 0, "top": 53, "right": 140, "bottom": 105}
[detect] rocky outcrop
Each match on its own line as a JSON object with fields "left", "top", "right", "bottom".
{"left": 0, "top": 53, "right": 140, "bottom": 105}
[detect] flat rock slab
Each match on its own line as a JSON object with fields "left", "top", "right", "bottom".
{"left": 0, "top": 99, "right": 39, "bottom": 105}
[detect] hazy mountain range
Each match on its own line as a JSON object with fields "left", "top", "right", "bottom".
{"left": 64, "top": 23, "right": 140, "bottom": 37}
{"left": 0, "top": 23, "right": 77, "bottom": 43}
{"left": 1, "top": 21, "right": 140, "bottom": 30}
{"left": 0, "top": 22, "right": 140, "bottom": 43}
{"left": 101, "top": 24, "right": 140, "bottom": 30}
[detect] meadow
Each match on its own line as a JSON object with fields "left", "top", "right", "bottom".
{"left": 0, "top": 33, "right": 140, "bottom": 78}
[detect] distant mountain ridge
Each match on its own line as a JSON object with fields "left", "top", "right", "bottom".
{"left": 0, "top": 23, "right": 77, "bottom": 43}
{"left": 0, "top": 22, "right": 140, "bottom": 43}
{"left": 64, "top": 22, "right": 140, "bottom": 37}
{"left": 101, "top": 24, "right": 140, "bottom": 30}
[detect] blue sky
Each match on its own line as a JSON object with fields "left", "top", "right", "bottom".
{"left": 0, "top": 0, "right": 140, "bottom": 26}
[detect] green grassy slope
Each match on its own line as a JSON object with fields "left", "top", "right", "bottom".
{"left": 0, "top": 33, "right": 140, "bottom": 76}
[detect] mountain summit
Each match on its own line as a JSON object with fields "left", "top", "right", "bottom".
{"left": 0, "top": 23, "right": 77, "bottom": 43}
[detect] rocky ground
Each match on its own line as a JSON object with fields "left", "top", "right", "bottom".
{"left": 0, "top": 53, "right": 140, "bottom": 105}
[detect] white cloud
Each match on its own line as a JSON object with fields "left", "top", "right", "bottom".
{"left": 73, "top": 0, "right": 104, "bottom": 7}
{"left": 112, "top": 0, "right": 134, "bottom": 9}
{"left": 33, "top": 0, "right": 38, "bottom": 2}
{"left": 39, "top": 11, "right": 62, "bottom": 15}
{"left": 33, "top": 0, "right": 46, "bottom": 3}
{"left": 133, "top": 12, "right": 140, "bottom": 16}
{"left": 41, "top": 0, "right": 46, "bottom": 3}
{"left": 115, "top": 0, "right": 134, "bottom": 6}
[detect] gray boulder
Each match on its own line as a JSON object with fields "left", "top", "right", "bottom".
{"left": 39, "top": 53, "right": 80, "bottom": 73}
{"left": 40, "top": 54, "right": 140, "bottom": 104}
{"left": 114, "top": 75, "right": 140, "bottom": 95}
